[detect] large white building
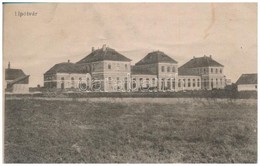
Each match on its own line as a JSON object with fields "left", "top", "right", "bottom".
{"left": 44, "top": 45, "right": 227, "bottom": 92}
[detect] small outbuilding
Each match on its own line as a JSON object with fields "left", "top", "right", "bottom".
{"left": 236, "top": 73, "right": 257, "bottom": 91}
{"left": 5, "top": 62, "right": 30, "bottom": 93}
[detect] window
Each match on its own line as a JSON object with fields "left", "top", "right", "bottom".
{"left": 216, "top": 79, "right": 218, "bottom": 87}
{"left": 146, "top": 78, "right": 150, "bottom": 87}
{"left": 188, "top": 79, "right": 191, "bottom": 87}
{"left": 204, "top": 68, "right": 206, "bottom": 74}
{"left": 132, "top": 78, "right": 137, "bottom": 89}
{"left": 197, "top": 79, "right": 200, "bottom": 87}
{"left": 183, "top": 79, "right": 186, "bottom": 87}
{"left": 161, "top": 66, "right": 165, "bottom": 72}
{"left": 152, "top": 78, "right": 156, "bottom": 86}
{"left": 204, "top": 79, "right": 207, "bottom": 88}
{"left": 216, "top": 69, "right": 218, "bottom": 74}
{"left": 255, "top": 85, "right": 257, "bottom": 89}
{"left": 220, "top": 69, "right": 222, "bottom": 73}
{"left": 108, "top": 63, "right": 111, "bottom": 69}
{"left": 178, "top": 79, "right": 181, "bottom": 87}
{"left": 193, "top": 79, "right": 196, "bottom": 87}
{"left": 71, "top": 77, "right": 75, "bottom": 87}
{"left": 172, "top": 66, "right": 175, "bottom": 72}
{"left": 167, "top": 66, "right": 170, "bottom": 72}
{"left": 125, "top": 64, "right": 128, "bottom": 70}
{"left": 211, "top": 79, "right": 214, "bottom": 88}
{"left": 220, "top": 78, "right": 222, "bottom": 85}
{"left": 211, "top": 68, "right": 213, "bottom": 73}
{"left": 172, "top": 78, "right": 175, "bottom": 89}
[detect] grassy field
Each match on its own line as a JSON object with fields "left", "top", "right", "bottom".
{"left": 4, "top": 98, "right": 257, "bottom": 163}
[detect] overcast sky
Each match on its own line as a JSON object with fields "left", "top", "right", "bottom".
{"left": 3, "top": 3, "right": 257, "bottom": 87}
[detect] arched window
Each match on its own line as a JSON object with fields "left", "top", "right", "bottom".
{"left": 183, "top": 79, "right": 186, "bottom": 87}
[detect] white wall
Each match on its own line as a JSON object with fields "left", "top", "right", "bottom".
{"left": 13, "top": 84, "right": 29, "bottom": 93}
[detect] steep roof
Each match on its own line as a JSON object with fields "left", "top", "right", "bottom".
{"left": 5, "top": 68, "right": 26, "bottom": 80}
{"left": 44, "top": 62, "right": 85, "bottom": 75}
{"left": 131, "top": 66, "right": 156, "bottom": 75}
{"left": 77, "top": 47, "right": 131, "bottom": 64}
{"left": 7, "top": 75, "right": 30, "bottom": 87}
{"left": 135, "top": 51, "right": 177, "bottom": 65}
{"left": 179, "top": 56, "right": 224, "bottom": 69}
{"left": 236, "top": 74, "right": 257, "bottom": 85}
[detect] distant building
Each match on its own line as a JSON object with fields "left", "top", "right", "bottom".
{"left": 178, "top": 55, "right": 226, "bottom": 90}
{"left": 5, "top": 62, "right": 30, "bottom": 93}
{"left": 44, "top": 45, "right": 132, "bottom": 92}
{"left": 236, "top": 73, "right": 257, "bottom": 91}
{"left": 44, "top": 45, "right": 227, "bottom": 92}
{"left": 131, "top": 51, "right": 178, "bottom": 91}
{"left": 44, "top": 60, "right": 86, "bottom": 89}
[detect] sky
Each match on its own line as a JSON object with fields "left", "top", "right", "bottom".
{"left": 3, "top": 3, "right": 257, "bottom": 87}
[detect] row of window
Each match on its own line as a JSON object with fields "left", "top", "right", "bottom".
{"left": 195, "top": 68, "right": 223, "bottom": 74}
{"left": 161, "top": 66, "right": 176, "bottom": 73}
{"left": 108, "top": 63, "right": 128, "bottom": 71}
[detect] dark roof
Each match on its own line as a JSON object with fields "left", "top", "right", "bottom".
{"left": 236, "top": 74, "right": 257, "bottom": 85}
{"left": 179, "top": 56, "right": 224, "bottom": 69}
{"left": 135, "top": 51, "right": 177, "bottom": 65}
{"left": 8, "top": 75, "right": 30, "bottom": 87}
{"left": 131, "top": 66, "right": 156, "bottom": 75}
{"left": 77, "top": 47, "right": 131, "bottom": 64}
{"left": 45, "top": 62, "right": 85, "bottom": 75}
{"left": 5, "top": 68, "right": 26, "bottom": 80}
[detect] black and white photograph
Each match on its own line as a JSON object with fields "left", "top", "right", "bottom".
{"left": 2, "top": 2, "right": 258, "bottom": 163}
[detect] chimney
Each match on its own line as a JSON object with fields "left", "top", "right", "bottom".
{"left": 209, "top": 55, "right": 212, "bottom": 58}
{"left": 102, "top": 44, "right": 106, "bottom": 51}
{"left": 68, "top": 60, "right": 70, "bottom": 63}
{"left": 193, "top": 56, "right": 195, "bottom": 59}
{"left": 92, "top": 47, "right": 95, "bottom": 52}
{"left": 8, "top": 62, "right": 10, "bottom": 69}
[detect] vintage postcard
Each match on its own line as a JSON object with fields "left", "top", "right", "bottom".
{"left": 3, "top": 2, "right": 257, "bottom": 163}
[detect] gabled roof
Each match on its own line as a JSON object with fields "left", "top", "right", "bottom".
{"left": 44, "top": 62, "right": 85, "bottom": 75}
{"left": 7, "top": 75, "right": 30, "bottom": 87}
{"left": 5, "top": 68, "right": 26, "bottom": 80}
{"left": 77, "top": 47, "right": 131, "bottom": 64}
{"left": 236, "top": 74, "right": 257, "bottom": 85}
{"left": 179, "top": 56, "right": 224, "bottom": 69}
{"left": 135, "top": 51, "right": 177, "bottom": 65}
{"left": 131, "top": 66, "right": 156, "bottom": 75}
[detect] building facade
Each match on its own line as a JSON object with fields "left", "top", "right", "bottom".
{"left": 5, "top": 62, "right": 30, "bottom": 93}
{"left": 178, "top": 55, "right": 225, "bottom": 90}
{"left": 44, "top": 45, "right": 226, "bottom": 92}
{"left": 236, "top": 73, "right": 257, "bottom": 91}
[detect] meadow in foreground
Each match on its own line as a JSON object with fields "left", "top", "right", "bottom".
{"left": 4, "top": 98, "right": 257, "bottom": 163}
